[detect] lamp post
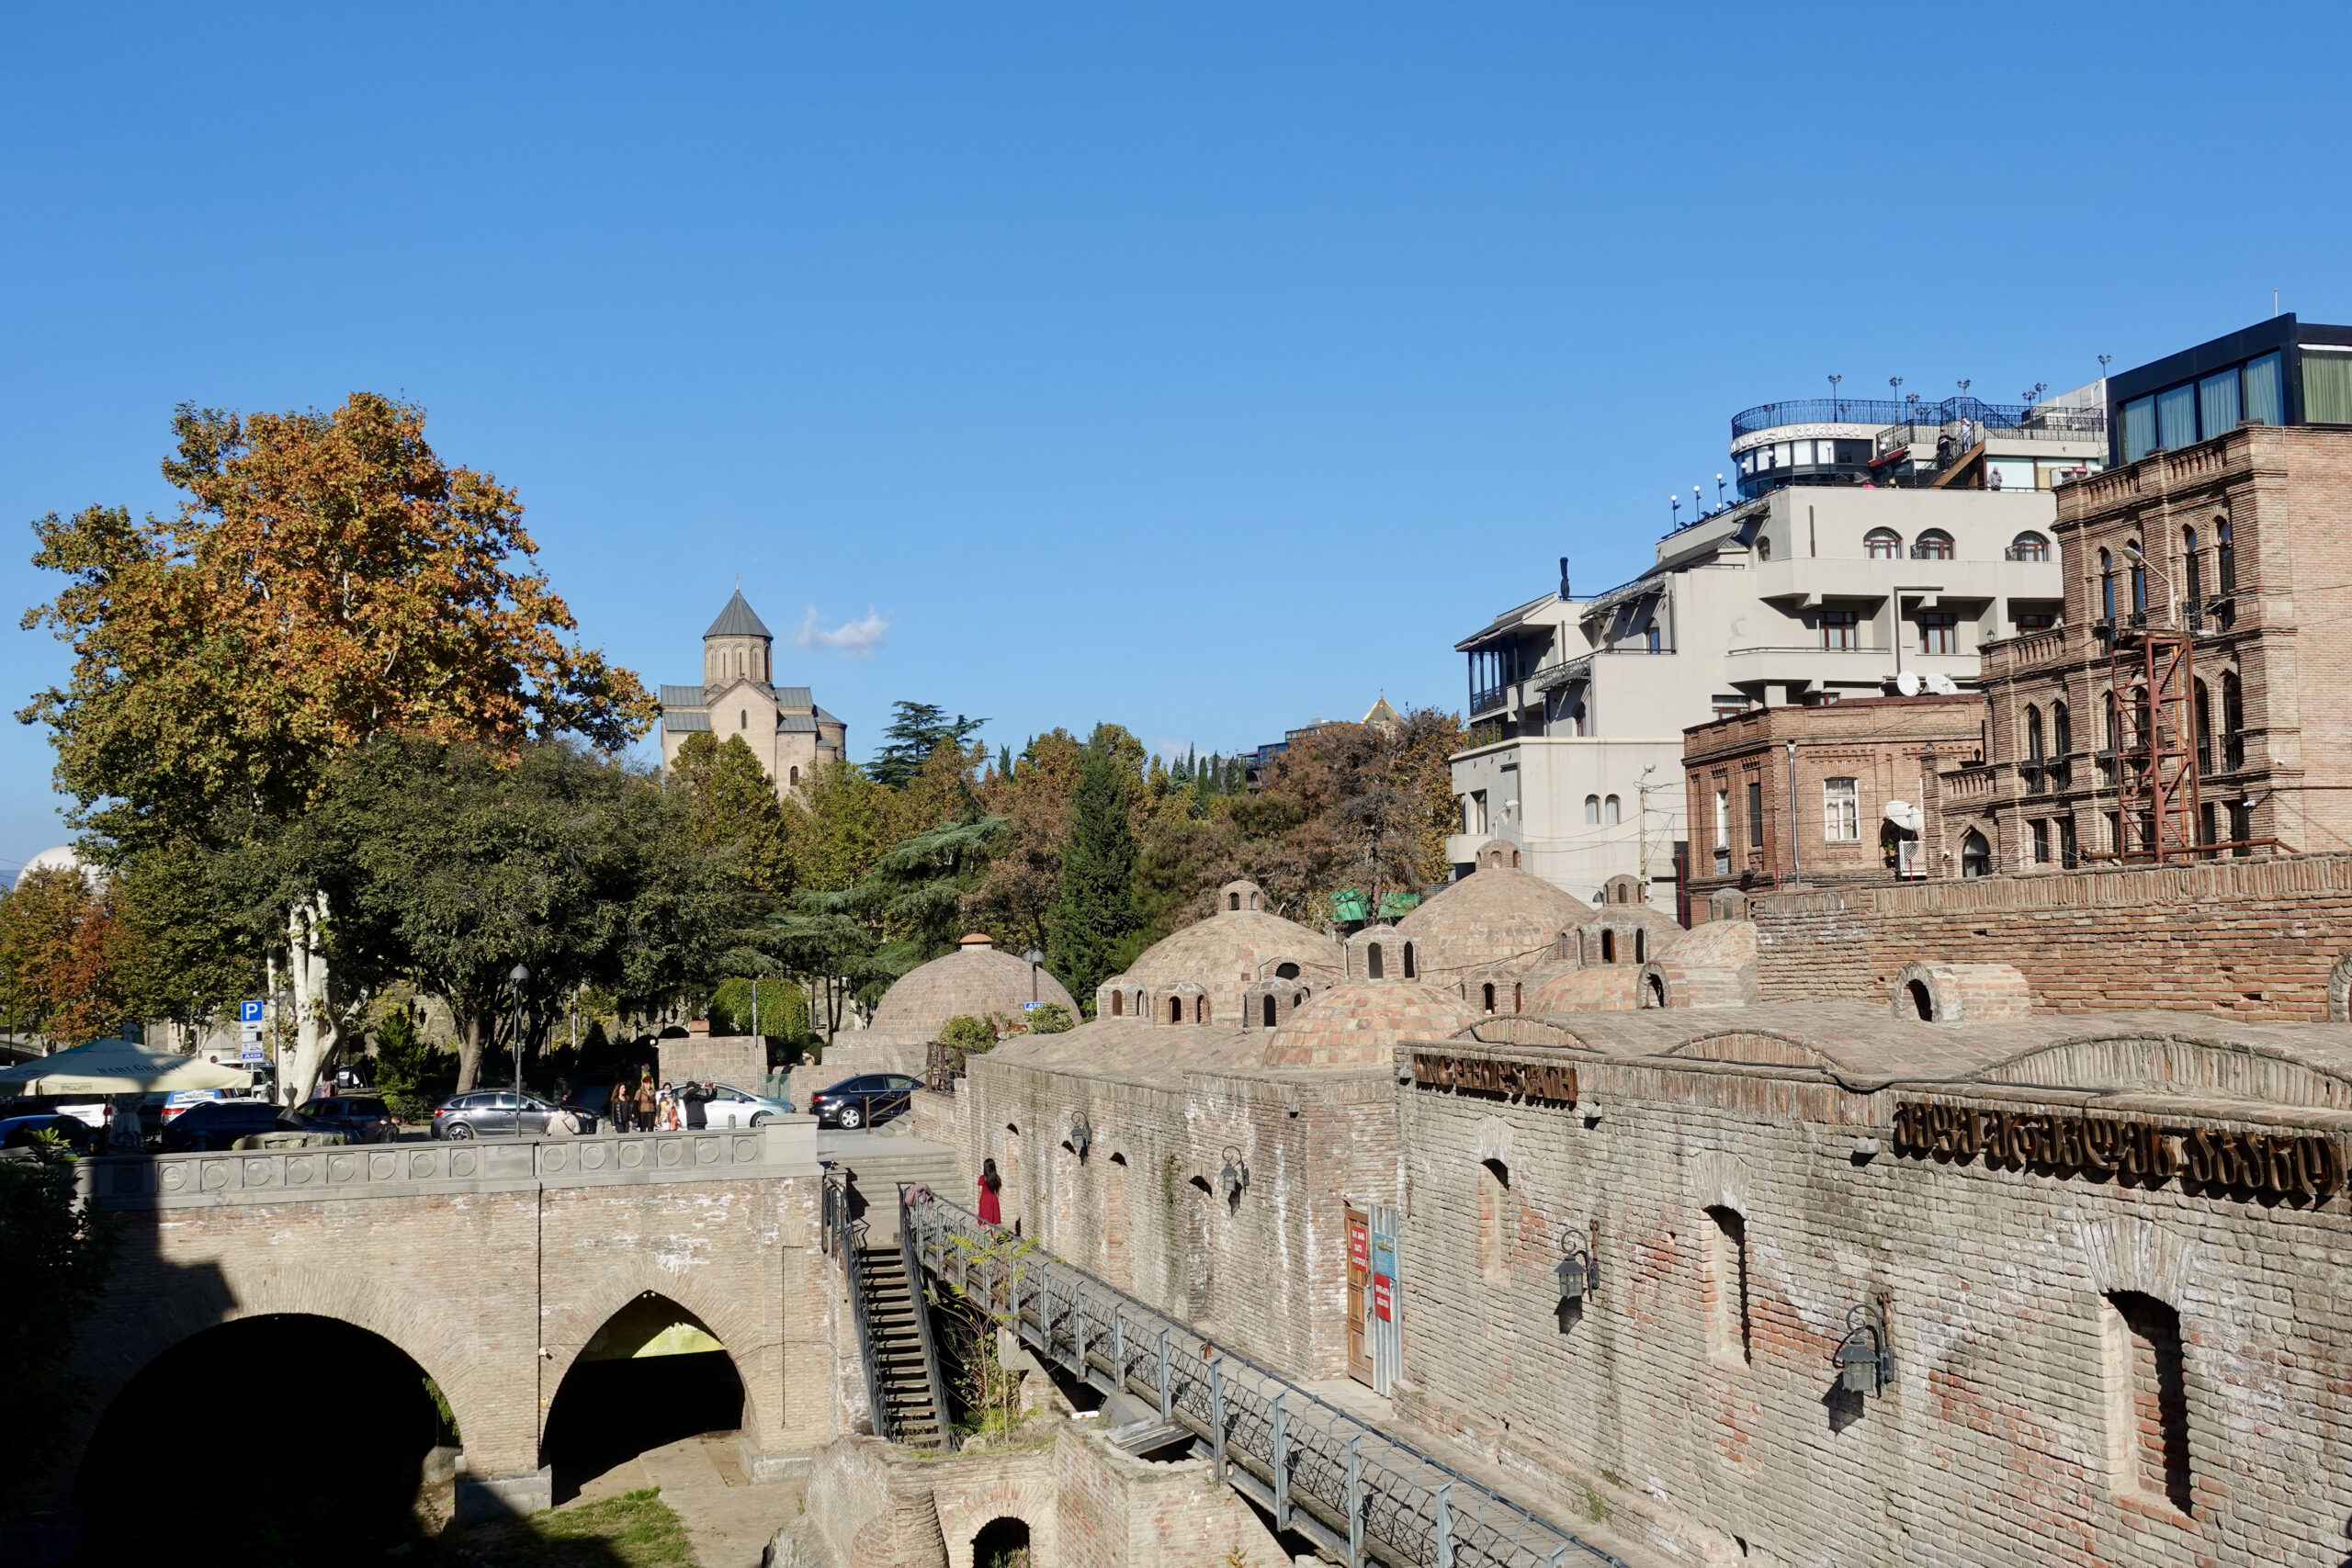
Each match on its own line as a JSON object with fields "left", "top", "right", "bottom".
{"left": 1023, "top": 949, "right": 1045, "bottom": 1004}
{"left": 1827, "top": 373, "right": 1841, "bottom": 418}
{"left": 508, "top": 963, "right": 530, "bottom": 1092}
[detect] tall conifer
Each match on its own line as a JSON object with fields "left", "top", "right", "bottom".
{"left": 1046, "top": 733, "right": 1141, "bottom": 1012}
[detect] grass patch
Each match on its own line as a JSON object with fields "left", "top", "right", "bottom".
{"left": 441, "top": 1488, "right": 696, "bottom": 1567}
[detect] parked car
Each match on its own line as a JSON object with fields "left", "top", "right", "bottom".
{"left": 294, "top": 1095, "right": 400, "bottom": 1143}
{"left": 160, "top": 1100, "right": 328, "bottom": 1153}
{"left": 162, "top": 1088, "right": 226, "bottom": 1122}
{"left": 429, "top": 1089, "right": 566, "bottom": 1140}
{"left": 558, "top": 1085, "right": 616, "bottom": 1130}
{"left": 803, "top": 1073, "right": 919, "bottom": 1130}
{"left": 0, "top": 1112, "right": 98, "bottom": 1156}
{"left": 699, "top": 1083, "right": 793, "bottom": 1128}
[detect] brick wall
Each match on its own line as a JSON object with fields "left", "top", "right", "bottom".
{"left": 1394, "top": 1042, "right": 2352, "bottom": 1566}
{"left": 1749, "top": 853, "right": 2352, "bottom": 1019}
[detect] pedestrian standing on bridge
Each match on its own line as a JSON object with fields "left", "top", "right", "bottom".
{"left": 978, "top": 1158, "right": 1003, "bottom": 1227}
{"left": 635, "top": 1073, "right": 656, "bottom": 1131}
{"left": 680, "top": 1080, "right": 712, "bottom": 1131}
{"left": 608, "top": 1077, "right": 632, "bottom": 1133}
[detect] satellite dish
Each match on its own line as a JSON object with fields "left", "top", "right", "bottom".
{"left": 1894, "top": 670, "right": 1923, "bottom": 696}
{"left": 1885, "top": 800, "right": 1923, "bottom": 832}
{"left": 1926, "top": 672, "right": 1960, "bottom": 695}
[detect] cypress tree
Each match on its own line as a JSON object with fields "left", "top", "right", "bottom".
{"left": 1046, "top": 734, "right": 1141, "bottom": 1012}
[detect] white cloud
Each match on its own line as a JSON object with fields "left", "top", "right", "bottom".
{"left": 793, "top": 605, "right": 889, "bottom": 657}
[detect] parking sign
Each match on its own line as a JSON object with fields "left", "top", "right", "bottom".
{"left": 240, "top": 999, "right": 264, "bottom": 1025}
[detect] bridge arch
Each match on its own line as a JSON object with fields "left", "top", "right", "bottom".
{"left": 543, "top": 1290, "right": 749, "bottom": 1490}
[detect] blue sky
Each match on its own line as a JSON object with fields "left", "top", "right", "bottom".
{"left": 3, "top": 2, "right": 2346, "bottom": 872}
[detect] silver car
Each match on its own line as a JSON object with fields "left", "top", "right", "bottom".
{"left": 695, "top": 1083, "right": 794, "bottom": 1128}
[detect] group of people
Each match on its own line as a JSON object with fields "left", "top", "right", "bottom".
{"left": 605, "top": 1071, "right": 714, "bottom": 1132}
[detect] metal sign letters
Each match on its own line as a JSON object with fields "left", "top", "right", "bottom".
{"left": 1891, "top": 1100, "right": 2346, "bottom": 1202}
{"left": 1410, "top": 1052, "right": 1577, "bottom": 1106}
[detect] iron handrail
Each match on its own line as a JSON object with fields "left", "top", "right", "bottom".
{"left": 898, "top": 1182, "right": 957, "bottom": 1450}
{"left": 904, "top": 1190, "right": 1629, "bottom": 1568}
{"left": 823, "top": 1169, "right": 893, "bottom": 1442}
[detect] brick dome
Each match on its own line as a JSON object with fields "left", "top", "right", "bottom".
{"left": 1523, "top": 963, "right": 1646, "bottom": 1013}
{"left": 865, "top": 935, "right": 1078, "bottom": 1046}
{"left": 1259, "top": 979, "right": 1480, "bottom": 1069}
{"left": 1099, "top": 882, "right": 1341, "bottom": 1028}
{"left": 1392, "top": 863, "right": 1594, "bottom": 976}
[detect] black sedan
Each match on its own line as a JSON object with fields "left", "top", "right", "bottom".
{"left": 803, "top": 1073, "right": 920, "bottom": 1130}
{"left": 294, "top": 1095, "right": 401, "bottom": 1144}
{"left": 160, "top": 1100, "right": 329, "bottom": 1153}
{"left": 428, "top": 1089, "right": 577, "bottom": 1139}
{"left": 0, "top": 1112, "right": 98, "bottom": 1156}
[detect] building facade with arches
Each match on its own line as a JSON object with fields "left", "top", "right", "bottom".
{"left": 658, "top": 590, "right": 848, "bottom": 803}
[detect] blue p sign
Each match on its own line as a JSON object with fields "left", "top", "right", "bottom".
{"left": 240, "top": 999, "right": 265, "bottom": 1024}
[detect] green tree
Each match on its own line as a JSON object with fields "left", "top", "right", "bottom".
{"left": 707, "top": 976, "right": 809, "bottom": 1041}
{"left": 869, "top": 700, "right": 985, "bottom": 789}
{"left": 671, "top": 732, "right": 795, "bottom": 897}
{"left": 19, "top": 394, "right": 652, "bottom": 1102}
{"left": 1046, "top": 729, "right": 1142, "bottom": 1011}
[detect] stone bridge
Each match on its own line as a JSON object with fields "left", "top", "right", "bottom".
{"left": 48, "top": 1121, "right": 834, "bottom": 1517}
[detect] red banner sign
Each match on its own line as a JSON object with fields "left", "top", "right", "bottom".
{"left": 1373, "top": 1275, "right": 1393, "bottom": 1322}
{"left": 1348, "top": 1224, "right": 1370, "bottom": 1271}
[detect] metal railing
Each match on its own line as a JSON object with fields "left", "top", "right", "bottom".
{"left": 898, "top": 1183, "right": 958, "bottom": 1450}
{"left": 1734, "top": 394, "right": 2045, "bottom": 439}
{"left": 823, "top": 1170, "right": 893, "bottom": 1442}
{"left": 904, "top": 1190, "right": 1630, "bottom": 1568}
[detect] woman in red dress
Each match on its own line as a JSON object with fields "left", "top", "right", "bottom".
{"left": 978, "top": 1158, "right": 1003, "bottom": 1226}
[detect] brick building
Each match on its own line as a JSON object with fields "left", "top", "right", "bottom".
{"left": 1936, "top": 323, "right": 2352, "bottom": 879}
{"left": 1680, "top": 694, "right": 1984, "bottom": 902}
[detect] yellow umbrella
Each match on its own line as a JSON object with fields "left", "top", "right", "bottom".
{"left": 0, "top": 1039, "right": 254, "bottom": 1096}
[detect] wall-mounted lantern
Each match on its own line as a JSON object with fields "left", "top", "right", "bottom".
{"left": 1834, "top": 1302, "right": 1894, "bottom": 1395}
{"left": 1219, "top": 1145, "right": 1250, "bottom": 1206}
{"left": 1069, "top": 1110, "right": 1092, "bottom": 1160}
{"left": 1555, "top": 1226, "right": 1600, "bottom": 1303}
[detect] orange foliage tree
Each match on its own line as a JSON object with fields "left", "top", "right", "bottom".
{"left": 0, "top": 867, "right": 133, "bottom": 1047}
{"left": 21, "top": 394, "right": 652, "bottom": 1097}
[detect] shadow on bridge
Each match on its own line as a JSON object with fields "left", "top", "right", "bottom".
{"left": 541, "top": 1292, "right": 746, "bottom": 1503}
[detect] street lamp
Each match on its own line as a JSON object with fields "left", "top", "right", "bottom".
{"left": 1023, "top": 948, "right": 1045, "bottom": 1004}
{"left": 508, "top": 963, "right": 530, "bottom": 1092}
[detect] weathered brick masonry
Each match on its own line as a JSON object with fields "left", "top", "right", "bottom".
{"left": 1749, "top": 852, "right": 2352, "bottom": 1019}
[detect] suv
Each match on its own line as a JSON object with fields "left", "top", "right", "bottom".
{"left": 295, "top": 1096, "right": 400, "bottom": 1144}
{"left": 803, "top": 1074, "right": 920, "bottom": 1130}
{"left": 429, "top": 1090, "right": 564, "bottom": 1140}
{"left": 160, "top": 1100, "right": 325, "bottom": 1153}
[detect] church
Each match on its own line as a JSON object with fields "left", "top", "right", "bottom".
{"left": 657, "top": 590, "right": 848, "bottom": 800}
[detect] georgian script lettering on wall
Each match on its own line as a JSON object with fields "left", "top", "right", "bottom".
{"left": 1410, "top": 1053, "right": 1577, "bottom": 1107}
{"left": 1891, "top": 1100, "right": 2346, "bottom": 1203}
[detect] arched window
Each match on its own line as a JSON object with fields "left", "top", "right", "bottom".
{"left": 1195, "top": 997, "right": 1209, "bottom": 1024}
{"left": 1274, "top": 962, "right": 1300, "bottom": 979}
{"left": 1402, "top": 942, "right": 1416, "bottom": 979}
{"left": 1478, "top": 1159, "right": 1512, "bottom": 1279}
{"left": 1915, "top": 528, "right": 1955, "bottom": 560}
{"left": 1481, "top": 982, "right": 1496, "bottom": 1013}
{"left": 1261, "top": 995, "right": 1276, "bottom": 1028}
{"left": 2011, "top": 530, "right": 2051, "bottom": 561}
{"left": 1584, "top": 795, "right": 1600, "bottom": 824}
{"left": 740, "top": 709, "right": 748, "bottom": 729}
{"left": 1962, "top": 829, "right": 1992, "bottom": 877}
{"left": 1600, "top": 930, "right": 1617, "bottom": 964}
{"left": 1703, "top": 1206, "right": 1752, "bottom": 1366}
{"left": 2194, "top": 681, "right": 2212, "bottom": 774}
{"left": 2184, "top": 526, "right": 2202, "bottom": 605}
{"left": 1865, "top": 528, "right": 1902, "bottom": 559}
{"left": 2052, "top": 701, "right": 2072, "bottom": 756}
{"left": 2129, "top": 542, "right": 2147, "bottom": 612}
{"left": 1366, "top": 943, "right": 1385, "bottom": 980}
{"left": 2105, "top": 689, "right": 2121, "bottom": 750}
{"left": 1229, "top": 892, "right": 1241, "bottom": 910}
{"left": 1513, "top": 982, "right": 1522, "bottom": 1012}
{"left": 1168, "top": 997, "right": 1183, "bottom": 1024}
{"left": 1111, "top": 990, "right": 1124, "bottom": 1017}
{"left": 2217, "top": 518, "right": 2235, "bottom": 592}
{"left": 1604, "top": 795, "right": 1622, "bottom": 825}
{"left": 2100, "top": 1292, "right": 2193, "bottom": 1515}
{"left": 2024, "top": 705, "right": 2044, "bottom": 761}
{"left": 2100, "top": 549, "right": 2115, "bottom": 620}
{"left": 2222, "top": 671, "right": 2245, "bottom": 770}
{"left": 1634, "top": 930, "right": 1646, "bottom": 963}
{"left": 788, "top": 766, "right": 798, "bottom": 785}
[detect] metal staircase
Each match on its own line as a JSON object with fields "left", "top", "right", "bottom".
{"left": 823, "top": 1152, "right": 959, "bottom": 1451}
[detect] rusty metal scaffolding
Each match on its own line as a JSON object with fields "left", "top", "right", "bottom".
{"left": 2110, "top": 628, "right": 2202, "bottom": 862}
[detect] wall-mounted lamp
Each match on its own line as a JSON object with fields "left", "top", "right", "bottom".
{"left": 1834, "top": 1302, "right": 1894, "bottom": 1396}
{"left": 1555, "top": 1226, "right": 1600, "bottom": 1303}
{"left": 1219, "top": 1145, "right": 1250, "bottom": 1206}
{"left": 1069, "top": 1110, "right": 1092, "bottom": 1160}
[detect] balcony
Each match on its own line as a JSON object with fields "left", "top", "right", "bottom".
{"left": 1721, "top": 646, "right": 1978, "bottom": 685}
{"left": 1733, "top": 393, "right": 2049, "bottom": 440}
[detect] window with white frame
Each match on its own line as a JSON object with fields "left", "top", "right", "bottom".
{"left": 1823, "top": 777, "right": 1860, "bottom": 841}
{"left": 1713, "top": 788, "right": 1730, "bottom": 848}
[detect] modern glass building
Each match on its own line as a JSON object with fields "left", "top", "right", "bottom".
{"left": 2108, "top": 314, "right": 2352, "bottom": 465}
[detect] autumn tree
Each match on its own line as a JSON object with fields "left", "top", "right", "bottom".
{"left": 973, "top": 728, "right": 1086, "bottom": 953}
{"left": 0, "top": 867, "right": 132, "bottom": 1046}
{"left": 1046, "top": 728, "right": 1143, "bottom": 1010}
{"left": 20, "top": 395, "right": 651, "bottom": 1100}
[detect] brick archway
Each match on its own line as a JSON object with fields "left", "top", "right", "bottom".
{"left": 936, "top": 1473, "right": 1058, "bottom": 1568}
{"left": 541, "top": 1270, "right": 789, "bottom": 1465}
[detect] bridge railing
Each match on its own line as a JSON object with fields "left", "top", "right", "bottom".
{"left": 905, "top": 1191, "right": 1628, "bottom": 1568}
{"left": 822, "top": 1169, "right": 893, "bottom": 1443}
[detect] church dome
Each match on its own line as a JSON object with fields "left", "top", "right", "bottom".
{"left": 1392, "top": 863, "right": 1594, "bottom": 976}
{"left": 865, "top": 934, "right": 1078, "bottom": 1046}
{"left": 1099, "top": 882, "right": 1341, "bottom": 1027}
{"left": 1260, "top": 979, "right": 1480, "bottom": 1069}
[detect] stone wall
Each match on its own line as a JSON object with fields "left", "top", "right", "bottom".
{"left": 1394, "top": 1040, "right": 2352, "bottom": 1566}
{"left": 657, "top": 1032, "right": 771, "bottom": 1087}
{"left": 1750, "top": 852, "right": 2352, "bottom": 1019}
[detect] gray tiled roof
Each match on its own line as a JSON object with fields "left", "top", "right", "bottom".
{"left": 814, "top": 706, "right": 843, "bottom": 725}
{"left": 704, "top": 590, "right": 774, "bottom": 640}
{"left": 658, "top": 685, "right": 708, "bottom": 710}
{"left": 777, "top": 714, "right": 820, "bottom": 734}
{"left": 774, "top": 686, "right": 813, "bottom": 708}
{"left": 662, "top": 711, "right": 711, "bottom": 733}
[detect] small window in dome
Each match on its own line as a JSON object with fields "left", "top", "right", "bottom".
{"left": 1403, "top": 942, "right": 1416, "bottom": 979}
{"left": 1261, "top": 995, "right": 1276, "bottom": 1028}
{"left": 1601, "top": 930, "right": 1617, "bottom": 963}
{"left": 1229, "top": 892, "right": 1241, "bottom": 910}
{"left": 1111, "top": 990, "right": 1124, "bottom": 1017}
{"left": 1482, "top": 982, "right": 1496, "bottom": 1013}
{"left": 1275, "top": 962, "right": 1300, "bottom": 980}
{"left": 1367, "top": 943, "right": 1385, "bottom": 980}
{"left": 1168, "top": 997, "right": 1182, "bottom": 1024}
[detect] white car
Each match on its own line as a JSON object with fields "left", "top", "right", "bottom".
{"left": 697, "top": 1083, "right": 793, "bottom": 1128}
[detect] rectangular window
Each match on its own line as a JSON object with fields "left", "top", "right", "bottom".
{"left": 2108, "top": 811, "right": 2123, "bottom": 853}
{"left": 1919, "top": 612, "right": 1960, "bottom": 656}
{"left": 1703, "top": 1207, "right": 1752, "bottom": 1369}
{"left": 1821, "top": 609, "right": 1858, "bottom": 649}
{"left": 2122, "top": 396, "right": 2158, "bottom": 461}
{"left": 1645, "top": 625, "right": 1663, "bottom": 653}
{"left": 2229, "top": 799, "right": 2253, "bottom": 856}
{"left": 2199, "top": 367, "right": 2241, "bottom": 436}
{"left": 2302, "top": 348, "right": 2352, "bottom": 424}
{"left": 2031, "top": 819, "right": 2051, "bottom": 863}
{"left": 1714, "top": 788, "right": 1730, "bottom": 850}
{"left": 2244, "top": 352, "right": 2284, "bottom": 425}
{"left": 2156, "top": 383, "right": 2198, "bottom": 450}
{"left": 1823, "top": 778, "right": 1860, "bottom": 841}
{"left": 2099, "top": 1292, "right": 2193, "bottom": 1517}
{"left": 1747, "top": 782, "right": 1763, "bottom": 848}
{"left": 2059, "top": 816, "right": 2078, "bottom": 869}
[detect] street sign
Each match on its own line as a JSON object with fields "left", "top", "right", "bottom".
{"left": 1022, "top": 1000, "right": 1044, "bottom": 1011}
{"left": 240, "top": 999, "right": 265, "bottom": 1025}
{"left": 239, "top": 1049, "right": 266, "bottom": 1063}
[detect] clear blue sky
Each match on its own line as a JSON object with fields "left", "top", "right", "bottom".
{"left": 4, "top": 2, "right": 2346, "bottom": 872}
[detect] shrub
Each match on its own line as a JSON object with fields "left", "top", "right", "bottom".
{"left": 1024, "top": 1002, "right": 1073, "bottom": 1035}
{"left": 938, "top": 1014, "right": 995, "bottom": 1053}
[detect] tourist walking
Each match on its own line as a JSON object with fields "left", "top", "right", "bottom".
{"left": 978, "top": 1158, "right": 1003, "bottom": 1226}
{"left": 608, "top": 1077, "right": 632, "bottom": 1133}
